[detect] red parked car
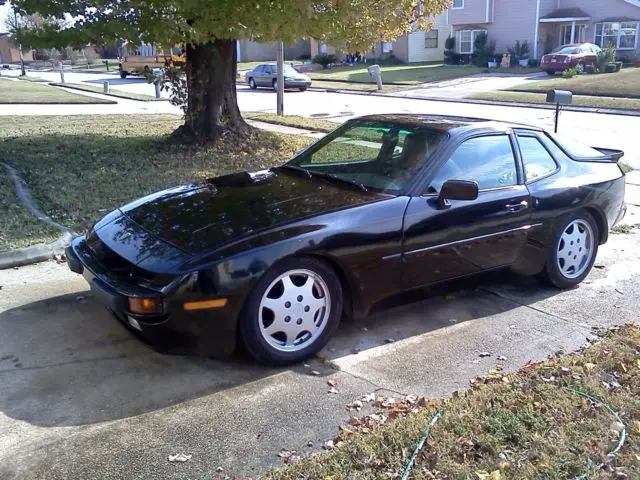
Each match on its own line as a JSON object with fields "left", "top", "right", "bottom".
{"left": 540, "top": 43, "right": 602, "bottom": 75}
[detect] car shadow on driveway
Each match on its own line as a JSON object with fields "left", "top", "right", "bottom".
{"left": 0, "top": 271, "right": 562, "bottom": 428}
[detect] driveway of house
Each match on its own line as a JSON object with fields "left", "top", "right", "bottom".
{"left": 1, "top": 199, "right": 640, "bottom": 479}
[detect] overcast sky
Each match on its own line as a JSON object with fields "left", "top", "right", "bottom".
{"left": 0, "top": 3, "right": 12, "bottom": 32}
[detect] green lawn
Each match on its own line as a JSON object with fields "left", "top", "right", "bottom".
{"left": 267, "top": 325, "right": 640, "bottom": 479}
{"left": 0, "top": 115, "right": 313, "bottom": 246}
{"left": 49, "top": 82, "right": 162, "bottom": 102}
{"left": 244, "top": 113, "right": 339, "bottom": 132}
{"left": 469, "top": 91, "right": 640, "bottom": 110}
{"left": 510, "top": 68, "right": 640, "bottom": 98}
{"left": 309, "top": 63, "right": 486, "bottom": 84}
{"left": 0, "top": 78, "right": 115, "bottom": 104}
{"left": 0, "top": 169, "right": 60, "bottom": 250}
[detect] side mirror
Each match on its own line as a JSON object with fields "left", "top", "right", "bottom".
{"left": 438, "top": 179, "right": 478, "bottom": 208}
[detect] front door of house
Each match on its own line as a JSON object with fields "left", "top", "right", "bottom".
{"left": 560, "top": 24, "right": 586, "bottom": 45}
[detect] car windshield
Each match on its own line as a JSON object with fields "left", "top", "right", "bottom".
{"left": 552, "top": 46, "right": 580, "bottom": 54}
{"left": 284, "top": 65, "right": 299, "bottom": 76}
{"left": 284, "top": 121, "right": 447, "bottom": 193}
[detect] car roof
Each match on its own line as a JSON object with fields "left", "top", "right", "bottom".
{"left": 351, "top": 114, "right": 543, "bottom": 134}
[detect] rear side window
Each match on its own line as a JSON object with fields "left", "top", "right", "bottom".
{"left": 517, "top": 136, "right": 558, "bottom": 181}
{"left": 549, "top": 133, "right": 605, "bottom": 158}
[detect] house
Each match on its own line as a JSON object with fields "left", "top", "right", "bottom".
{"left": 237, "top": 39, "right": 311, "bottom": 62}
{"left": 447, "top": 0, "right": 640, "bottom": 61}
{"left": 0, "top": 33, "right": 34, "bottom": 65}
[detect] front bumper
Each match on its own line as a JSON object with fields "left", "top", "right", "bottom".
{"left": 284, "top": 80, "right": 311, "bottom": 88}
{"left": 66, "top": 236, "right": 240, "bottom": 357}
{"left": 540, "top": 63, "right": 573, "bottom": 72}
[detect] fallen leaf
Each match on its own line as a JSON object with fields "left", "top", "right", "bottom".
{"left": 351, "top": 348, "right": 361, "bottom": 355}
{"left": 384, "top": 338, "right": 395, "bottom": 344}
{"left": 327, "top": 380, "right": 337, "bottom": 387}
{"left": 168, "top": 453, "right": 192, "bottom": 462}
{"left": 311, "top": 370, "right": 321, "bottom": 376}
{"left": 584, "top": 363, "right": 596, "bottom": 371}
{"left": 328, "top": 387, "right": 338, "bottom": 394}
{"left": 216, "top": 466, "right": 224, "bottom": 472}
{"left": 479, "top": 352, "right": 491, "bottom": 358}
{"left": 636, "top": 359, "right": 640, "bottom": 369}
{"left": 323, "top": 440, "right": 334, "bottom": 450}
{"left": 277, "top": 449, "right": 294, "bottom": 458}
{"left": 476, "top": 470, "right": 501, "bottom": 480}
{"left": 497, "top": 355, "right": 507, "bottom": 361}
{"left": 339, "top": 425, "right": 354, "bottom": 435}
{"left": 635, "top": 421, "right": 640, "bottom": 434}
{"left": 361, "top": 393, "right": 375, "bottom": 403}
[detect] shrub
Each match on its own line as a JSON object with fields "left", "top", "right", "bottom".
{"left": 597, "top": 42, "right": 616, "bottom": 72}
{"left": 312, "top": 53, "right": 337, "bottom": 69}
{"left": 528, "top": 58, "right": 538, "bottom": 67}
{"left": 562, "top": 68, "right": 577, "bottom": 78}
{"left": 445, "top": 36, "right": 456, "bottom": 51}
{"left": 615, "top": 61, "right": 623, "bottom": 72}
{"left": 444, "top": 36, "right": 456, "bottom": 65}
{"left": 472, "top": 31, "right": 496, "bottom": 67}
{"left": 296, "top": 54, "right": 311, "bottom": 62}
{"left": 508, "top": 40, "right": 530, "bottom": 65}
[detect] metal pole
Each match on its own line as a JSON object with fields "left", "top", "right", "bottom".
{"left": 14, "top": 11, "right": 26, "bottom": 76}
{"left": 59, "top": 62, "right": 65, "bottom": 84}
{"left": 276, "top": 41, "right": 284, "bottom": 116}
{"left": 554, "top": 102, "right": 559, "bottom": 133}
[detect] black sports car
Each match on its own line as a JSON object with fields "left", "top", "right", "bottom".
{"left": 66, "top": 115, "right": 627, "bottom": 364}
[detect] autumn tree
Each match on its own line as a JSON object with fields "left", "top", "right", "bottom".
{"left": 12, "top": 0, "right": 450, "bottom": 140}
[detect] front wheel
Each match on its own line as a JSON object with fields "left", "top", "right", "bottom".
{"left": 272, "top": 79, "right": 278, "bottom": 91}
{"left": 299, "top": 87, "right": 308, "bottom": 92}
{"left": 248, "top": 78, "right": 257, "bottom": 89}
{"left": 536, "top": 211, "right": 599, "bottom": 288}
{"left": 575, "top": 62, "right": 585, "bottom": 74}
{"left": 240, "top": 257, "right": 343, "bottom": 364}
{"left": 119, "top": 70, "right": 128, "bottom": 79}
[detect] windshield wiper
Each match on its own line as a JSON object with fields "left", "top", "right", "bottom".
{"left": 276, "top": 164, "right": 312, "bottom": 178}
{"left": 311, "top": 171, "right": 368, "bottom": 192}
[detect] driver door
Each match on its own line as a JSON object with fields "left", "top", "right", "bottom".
{"left": 402, "top": 133, "right": 532, "bottom": 288}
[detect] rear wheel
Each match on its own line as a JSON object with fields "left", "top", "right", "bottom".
{"left": 240, "top": 257, "right": 343, "bottom": 365}
{"left": 576, "top": 62, "right": 585, "bottom": 74}
{"left": 272, "top": 79, "right": 278, "bottom": 91}
{"left": 546, "top": 71, "right": 555, "bottom": 76}
{"left": 248, "top": 78, "right": 257, "bottom": 89}
{"left": 536, "top": 211, "right": 599, "bottom": 288}
{"left": 119, "top": 70, "right": 128, "bottom": 79}
{"left": 299, "top": 87, "right": 308, "bottom": 92}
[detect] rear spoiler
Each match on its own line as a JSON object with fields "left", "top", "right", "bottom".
{"left": 573, "top": 147, "right": 625, "bottom": 163}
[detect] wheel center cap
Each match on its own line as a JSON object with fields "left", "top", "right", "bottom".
{"left": 290, "top": 303, "right": 305, "bottom": 318}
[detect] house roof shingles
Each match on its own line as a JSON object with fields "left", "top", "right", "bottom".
{"left": 541, "top": 7, "right": 591, "bottom": 20}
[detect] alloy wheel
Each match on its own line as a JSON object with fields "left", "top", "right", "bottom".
{"left": 258, "top": 269, "right": 331, "bottom": 352}
{"left": 556, "top": 219, "right": 594, "bottom": 279}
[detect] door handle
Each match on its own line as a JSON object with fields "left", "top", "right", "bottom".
{"left": 505, "top": 200, "right": 528, "bottom": 211}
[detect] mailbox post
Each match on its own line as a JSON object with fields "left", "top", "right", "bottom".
{"left": 546, "top": 89, "right": 573, "bottom": 133}
{"left": 368, "top": 64, "right": 383, "bottom": 90}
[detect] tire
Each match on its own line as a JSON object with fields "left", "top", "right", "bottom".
{"left": 299, "top": 87, "right": 308, "bottom": 92}
{"left": 240, "top": 257, "right": 343, "bottom": 365}
{"left": 248, "top": 78, "right": 257, "bottom": 89}
{"left": 546, "top": 71, "right": 555, "bottom": 76}
{"left": 575, "top": 62, "right": 585, "bottom": 74}
{"left": 272, "top": 79, "right": 278, "bottom": 91}
{"left": 119, "top": 70, "right": 128, "bottom": 79}
{"left": 535, "top": 211, "right": 599, "bottom": 289}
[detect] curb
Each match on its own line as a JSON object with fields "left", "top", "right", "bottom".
{"left": 1, "top": 162, "right": 76, "bottom": 270}
{"left": 49, "top": 83, "right": 168, "bottom": 102}
{"left": 0, "top": 232, "right": 73, "bottom": 269}
{"left": 306, "top": 87, "right": 640, "bottom": 117}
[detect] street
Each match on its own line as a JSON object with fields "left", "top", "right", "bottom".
{"left": 4, "top": 69, "right": 640, "bottom": 169}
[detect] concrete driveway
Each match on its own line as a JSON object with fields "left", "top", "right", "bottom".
{"left": 2, "top": 210, "right": 640, "bottom": 479}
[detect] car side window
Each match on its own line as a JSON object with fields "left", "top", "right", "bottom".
{"left": 517, "top": 135, "right": 558, "bottom": 181}
{"left": 254, "top": 65, "right": 264, "bottom": 74}
{"left": 264, "top": 66, "right": 273, "bottom": 74}
{"left": 426, "top": 135, "right": 517, "bottom": 193}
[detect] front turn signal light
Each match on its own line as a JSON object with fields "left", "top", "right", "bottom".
{"left": 183, "top": 298, "right": 228, "bottom": 311}
{"left": 128, "top": 297, "right": 160, "bottom": 314}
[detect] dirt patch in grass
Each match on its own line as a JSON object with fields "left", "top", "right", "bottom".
{"left": 0, "top": 169, "right": 60, "bottom": 250}
{"left": 49, "top": 82, "right": 164, "bottom": 102}
{"left": 0, "top": 115, "right": 313, "bottom": 245}
{"left": 510, "top": 68, "right": 640, "bottom": 98}
{"left": 0, "top": 78, "right": 115, "bottom": 104}
{"left": 244, "top": 113, "right": 339, "bottom": 133}
{"left": 469, "top": 91, "right": 640, "bottom": 111}
{"left": 267, "top": 325, "right": 640, "bottom": 480}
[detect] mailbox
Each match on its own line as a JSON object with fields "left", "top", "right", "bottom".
{"left": 367, "top": 64, "right": 381, "bottom": 79}
{"left": 546, "top": 89, "right": 573, "bottom": 105}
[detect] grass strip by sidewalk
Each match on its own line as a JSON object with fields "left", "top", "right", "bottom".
{"left": 0, "top": 115, "right": 313, "bottom": 246}
{"left": 244, "top": 113, "right": 339, "bottom": 133}
{"left": 0, "top": 170, "right": 60, "bottom": 250}
{"left": 311, "top": 80, "right": 409, "bottom": 93}
{"left": 309, "top": 64, "right": 486, "bottom": 85}
{"left": 267, "top": 325, "right": 640, "bottom": 479}
{"left": 510, "top": 68, "right": 640, "bottom": 99}
{"left": 0, "top": 77, "right": 115, "bottom": 104}
{"left": 49, "top": 82, "right": 166, "bottom": 102}
{"left": 469, "top": 91, "right": 640, "bottom": 111}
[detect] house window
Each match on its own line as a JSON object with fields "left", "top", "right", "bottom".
{"left": 595, "top": 22, "right": 639, "bottom": 50}
{"left": 458, "top": 30, "right": 485, "bottom": 54}
{"left": 452, "top": 0, "right": 464, "bottom": 9}
{"left": 425, "top": 30, "right": 439, "bottom": 48}
{"left": 382, "top": 42, "right": 393, "bottom": 53}
{"left": 560, "top": 24, "right": 586, "bottom": 44}
{"left": 319, "top": 42, "right": 328, "bottom": 54}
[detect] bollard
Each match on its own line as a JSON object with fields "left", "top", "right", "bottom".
{"left": 59, "top": 63, "right": 65, "bottom": 84}
{"left": 103, "top": 80, "right": 109, "bottom": 94}
{"left": 105, "top": 59, "right": 109, "bottom": 71}
{"left": 154, "top": 79, "right": 161, "bottom": 99}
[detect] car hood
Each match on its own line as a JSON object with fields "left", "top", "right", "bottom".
{"left": 118, "top": 169, "right": 382, "bottom": 256}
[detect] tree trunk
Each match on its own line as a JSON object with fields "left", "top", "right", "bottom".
{"left": 184, "top": 39, "right": 249, "bottom": 141}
